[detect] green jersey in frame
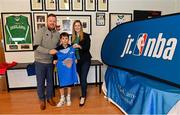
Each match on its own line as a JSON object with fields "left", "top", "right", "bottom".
{"left": 5, "top": 15, "right": 32, "bottom": 44}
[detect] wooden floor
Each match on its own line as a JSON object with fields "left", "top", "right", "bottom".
{"left": 0, "top": 85, "right": 124, "bottom": 114}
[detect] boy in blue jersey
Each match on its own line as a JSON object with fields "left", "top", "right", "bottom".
{"left": 50, "top": 32, "right": 78, "bottom": 107}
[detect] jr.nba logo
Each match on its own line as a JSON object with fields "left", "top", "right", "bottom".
{"left": 133, "top": 33, "right": 148, "bottom": 56}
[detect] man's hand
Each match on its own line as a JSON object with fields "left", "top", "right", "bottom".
{"left": 49, "top": 49, "right": 57, "bottom": 55}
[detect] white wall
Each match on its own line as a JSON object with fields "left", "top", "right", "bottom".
{"left": 175, "top": 0, "right": 180, "bottom": 12}
{"left": 0, "top": 0, "right": 178, "bottom": 85}
{"left": 110, "top": 0, "right": 177, "bottom": 14}
{"left": 0, "top": 0, "right": 178, "bottom": 63}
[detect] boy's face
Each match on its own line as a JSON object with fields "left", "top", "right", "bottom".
{"left": 60, "top": 36, "right": 69, "bottom": 45}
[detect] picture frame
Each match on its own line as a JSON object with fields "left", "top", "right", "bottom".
{"left": 71, "top": 0, "right": 83, "bottom": 11}
{"left": 134, "top": 10, "right": 161, "bottom": 21}
{"left": 97, "top": 0, "right": 108, "bottom": 12}
{"left": 30, "top": 0, "right": 43, "bottom": 11}
{"left": 33, "top": 12, "right": 48, "bottom": 33}
{"left": 56, "top": 15, "right": 91, "bottom": 35}
{"left": 85, "top": 0, "right": 96, "bottom": 11}
{"left": 109, "top": 13, "right": 132, "bottom": 31}
{"left": 1, "top": 12, "right": 33, "bottom": 52}
{"left": 96, "top": 13, "right": 105, "bottom": 26}
{"left": 58, "top": 0, "right": 70, "bottom": 11}
{"left": 45, "top": 0, "right": 57, "bottom": 11}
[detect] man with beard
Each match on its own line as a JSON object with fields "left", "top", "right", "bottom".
{"left": 33, "top": 14, "right": 60, "bottom": 110}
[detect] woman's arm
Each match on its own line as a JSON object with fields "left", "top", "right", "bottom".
{"left": 80, "top": 33, "right": 91, "bottom": 51}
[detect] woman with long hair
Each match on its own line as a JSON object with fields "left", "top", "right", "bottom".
{"left": 72, "top": 20, "right": 92, "bottom": 106}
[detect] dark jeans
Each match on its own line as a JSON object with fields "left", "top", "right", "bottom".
{"left": 77, "top": 60, "right": 90, "bottom": 97}
{"left": 35, "top": 61, "right": 54, "bottom": 101}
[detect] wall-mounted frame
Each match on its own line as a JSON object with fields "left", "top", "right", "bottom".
{"left": 85, "top": 0, "right": 96, "bottom": 11}
{"left": 56, "top": 15, "right": 91, "bottom": 35}
{"left": 96, "top": 13, "right": 105, "bottom": 26}
{"left": 71, "top": 0, "right": 83, "bottom": 11}
{"left": 109, "top": 13, "right": 132, "bottom": 31}
{"left": 1, "top": 12, "right": 33, "bottom": 52}
{"left": 134, "top": 10, "right": 161, "bottom": 21}
{"left": 45, "top": 0, "right": 57, "bottom": 11}
{"left": 58, "top": 0, "right": 70, "bottom": 11}
{"left": 33, "top": 12, "right": 48, "bottom": 33}
{"left": 30, "top": 0, "right": 43, "bottom": 11}
{"left": 97, "top": 0, "right": 108, "bottom": 12}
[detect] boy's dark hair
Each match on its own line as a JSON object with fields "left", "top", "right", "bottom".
{"left": 48, "top": 13, "right": 56, "bottom": 18}
{"left": 60, "top": 32, "right": 69, "bottom": 39}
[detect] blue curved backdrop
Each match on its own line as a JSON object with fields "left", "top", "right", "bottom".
{"left": 101, "top": 13, "right": 180, "bottom": 85}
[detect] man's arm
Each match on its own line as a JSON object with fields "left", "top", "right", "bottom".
{"left": 33, "top": 28, "right": 50, "bottom": 54}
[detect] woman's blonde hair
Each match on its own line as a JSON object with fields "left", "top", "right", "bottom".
{"left": 72, "top": 20, "right": 84, "bottom": 43}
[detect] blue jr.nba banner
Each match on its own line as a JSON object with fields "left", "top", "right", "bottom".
{"left": 101, "top": 13, "right": 180, "bottom": 85}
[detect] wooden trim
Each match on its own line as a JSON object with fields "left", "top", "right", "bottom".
{"left": 0, "top": 20, "right": 5, "bottom": 62}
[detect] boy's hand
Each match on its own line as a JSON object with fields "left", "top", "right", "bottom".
{"left": 53, "top": 60, "right": 58, "bottom": 65}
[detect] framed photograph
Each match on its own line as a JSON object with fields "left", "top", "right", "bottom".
{"left": 109, "top": 13, "right": 132, "bottom": 31}
{"left": 30, "top": 0, "right": 43, "bottom": 11}
{"left": 134, "top": 10, "right": 161, "bottom": 21}
{"left": 56, "top": 15, "right": 91, "bottom": 35}
{"left": 1, "top": 12, "right": 33, "bottom": 52}
{"left": 58, "top": 0, "right": 70, "bottom": 11}
{"left": 96, "top": 13, "right": 105, "bottom": 26}
{"left": 71, "top": 0, "right": 83, "bottom": 11}
{"left": 97, "top": 0, "right": 108, "bottom": 12}
{"left": 85, "top": 0, "right": 96, "bottom": 11}
{"left": 45, "top": 0, "right": 57, "bottom": 11}
{"left": 33, "top": 12, "right": 48, "bottom": 33}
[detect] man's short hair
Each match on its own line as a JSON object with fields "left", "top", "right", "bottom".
{"left": 48, "top": 13, "right": 56, "bottom": 18}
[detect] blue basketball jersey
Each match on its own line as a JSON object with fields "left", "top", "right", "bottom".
{"left": 56, "top": 46, "right": 78, "bottom": 87}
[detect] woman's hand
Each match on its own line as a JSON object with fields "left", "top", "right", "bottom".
{"left": 73, "top": 44, "right": 82, "bottom": 49}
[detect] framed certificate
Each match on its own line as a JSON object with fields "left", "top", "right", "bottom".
{"left": 33, "top": 12, "right": 48, "bottom": 32}
{"left": 1, "top": 12, "right": 33, "bottom": 52}
{"left": 109, "top": 13, "right": 132, "bottom": 31}
{"left": 45, "top": 0, "right": 57, "bottom": 11}
{"left": 85, "top": 0, "right": 96, "bottom": 11}
{"left": 71, "top": 0, "right": 83, "bottom": 11}
{"left": 96, "top": 13, "right": 105, "bottom": 26}
{"left": 97, "top": 0, "right": 108, "bottom": 12}
{"left": 30, "top": 0, "right": 43, "bottom": 11}
{"left": 58, "top": 0, "right": 70, "bottom": 11}
{"left": 56, "top": 15, "right": 91, "bottom": 35}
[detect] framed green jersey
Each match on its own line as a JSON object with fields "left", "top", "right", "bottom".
{"left": 1, "top": 12, "right": 33, "bottom": 52}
